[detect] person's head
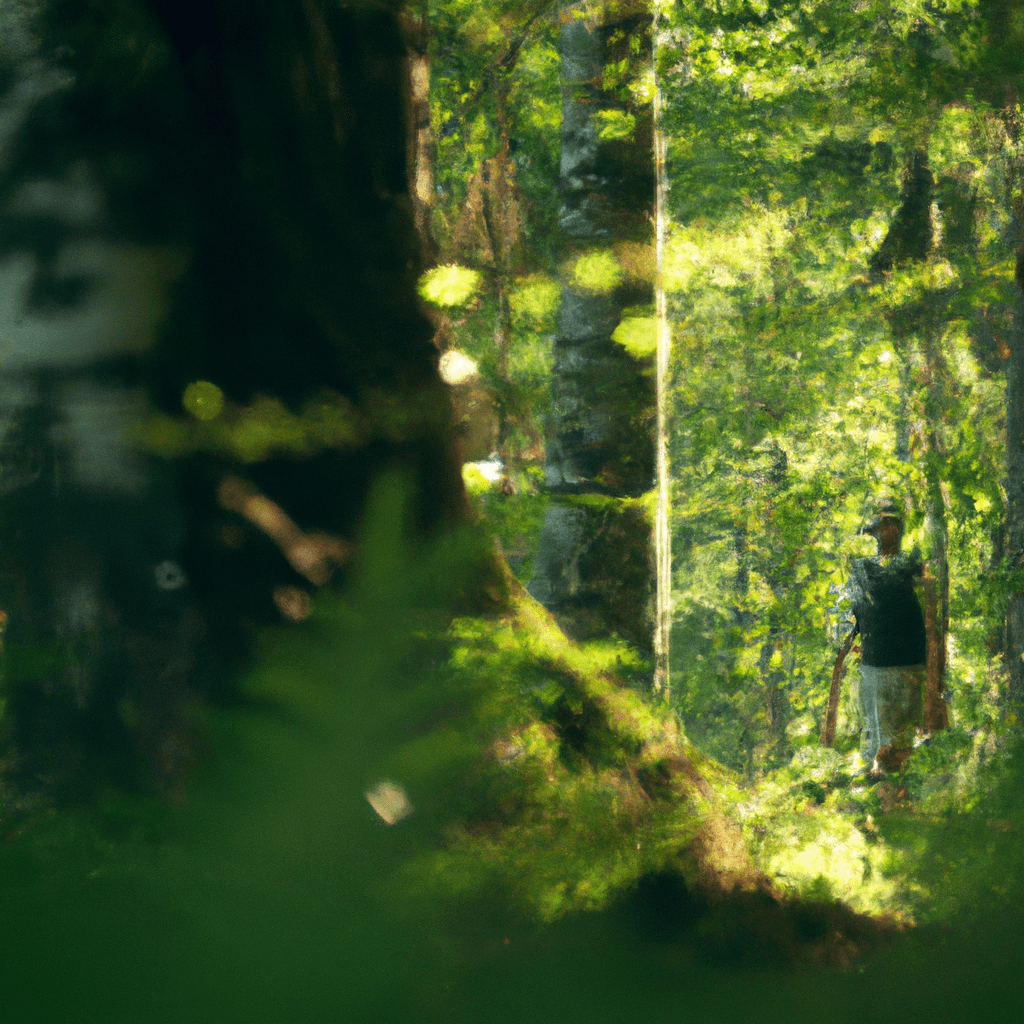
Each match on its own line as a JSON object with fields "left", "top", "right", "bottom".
{"left": 859, "top": 499, "right": 904, "bottom": 555}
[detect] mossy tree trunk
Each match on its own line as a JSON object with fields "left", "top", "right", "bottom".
{"left": 479, "top": 64, "right": 520, "bottom": 483}
{"left": 528, "top": 3, "right": 656, "bottom": 655}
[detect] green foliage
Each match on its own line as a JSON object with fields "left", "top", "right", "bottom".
{"left": 739, "top": 744, "right": 918, "bottom": 919}
{"left": 611, "top": 316, "right": 657, "bottom": 358}
{"left": 472, "top": 473, "right": 550, "bottom": 583}
{"left": 595, "top": 108, "right": 636, "bottom": 142}
{"left": 572, "top": 250, "right": 625, "bottom": 293}
{"left": 398, "top": 601, "right": 710, "bottom": 923}
{"left": 509, "top": 274, "right": 560, "bottom": 325}
{"left": 418, "top": 264, "right": 484, "bottom": 308}
{"left": 647, "top": 0, "right": 1016, "bottom": 783}
{"left": 140, "top": 387, "right": 446, "bottom": 462}
{"left": 181, "top": 380, "right": 225, "bottom": 421}
{"left": 416, "top": 0, "right": 1024, "bottom": 938}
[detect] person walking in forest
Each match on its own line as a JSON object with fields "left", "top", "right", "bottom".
{"left": 845, "top": 499, "right": 927, "bottom": 777}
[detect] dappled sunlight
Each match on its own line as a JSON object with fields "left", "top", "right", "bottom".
{"left": 5, "top": 0, "right": 1024, "bottom": 1018}
{"left": 418, "top": 264, "right": 483, "bottom": 308}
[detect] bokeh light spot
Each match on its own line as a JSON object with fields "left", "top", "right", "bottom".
{"left": 182, "top": 380, "right": 224, "bottom": 421}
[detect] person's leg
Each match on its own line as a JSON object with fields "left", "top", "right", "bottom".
{"left": 858, "top": 664, "right": 887, "bottom": 769}
{"left": 875, "top": 665, "right": 925, "bottom": 773}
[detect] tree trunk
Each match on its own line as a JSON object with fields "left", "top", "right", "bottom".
{"left": 918, "top": 329, "right": 952, "bottom": 732}
{"left": 0, "top": 0, "right": 467, "bottom": 799}
{"left": 401, "top": 2, "right": 438, "bottom": 264}
{"left": 479, "top": 69, "right": 519, "bottom": 479}
{"left": 528, "top": 5, "right": 656, "bottom": 654}
{"left": 1005, "top": 247, "right": 1024, "bottom": 709}
{"left": 652, "top": 2, "right": 672, "bottom": 698}
{"left": 922, "top": 403, "right": 951, "bottom": 731}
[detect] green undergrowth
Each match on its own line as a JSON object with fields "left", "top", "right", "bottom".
{"left": 467, "top": 466, "right": 549, "bottom": 584}
{"left": 734, "top": 718, "right": 1024, "bottom": 926}
{"left": 0, "top": 473, "right": 732, "bottom": 938}
{"left": 4, "top": 471, "right": 1024, "bottom": 956}
{"left": 738, "top": 745, "right": 920, "bottom": 921}
{"left": 394, "top": 583, "right": 739, "bottom": 922}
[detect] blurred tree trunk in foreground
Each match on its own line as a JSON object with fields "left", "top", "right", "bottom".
{"left": 0, "top": 0, "right": 467, "bottom": 799}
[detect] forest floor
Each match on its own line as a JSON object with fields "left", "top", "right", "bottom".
{"left": 1, "top": 472, "right": 1023, "bottom": 1018}
{"left": 467, "top": 467, "right": 1024, "bottom": 939}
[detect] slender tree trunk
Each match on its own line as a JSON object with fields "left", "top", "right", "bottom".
{"left": 652, "top": 2, "right": 671, "bottom": 698}
{"left": 480, "top": 70, "right": 518, "bottom": 480}
{"left": 1005, "top": 246, "right": 1024, "bottom": 708}
{"left": 914, "top": 339, "right": 952, "bottom": 735}
{"left": 922, "top": 471, "right": 952, "bottom": 731}
{"left": 758, "top": 444, "right": 791, "bottom": 747}
{"left": 920, "top": 327, "right": 952, "bottom": 731}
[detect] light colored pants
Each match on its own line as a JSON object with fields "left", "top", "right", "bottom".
{"left": 858, "top": 664, "right": 925, "bottom": 766}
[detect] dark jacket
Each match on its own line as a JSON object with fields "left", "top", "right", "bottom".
{"left": 846, "top": 552, "right": 927, "bottom": 667}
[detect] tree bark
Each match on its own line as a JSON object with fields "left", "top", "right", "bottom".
{"left": 920, "top": 336, "right": 952, "bottom": 732}
{"left": 528, "top": 5, "right": 656, "bottom": 653}
{"left": 479, "top": 69, "right": 519, "bottom": 478}
{"left": 0, "top": 0, "right": 468, "bottom": 798}
{"left": 401, "top": 1, "right": 438, "bottom": 264}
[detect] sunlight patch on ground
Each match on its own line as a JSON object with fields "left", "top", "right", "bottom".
{"left": 737, "top": 747, "right": 921, "bottom": 921}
